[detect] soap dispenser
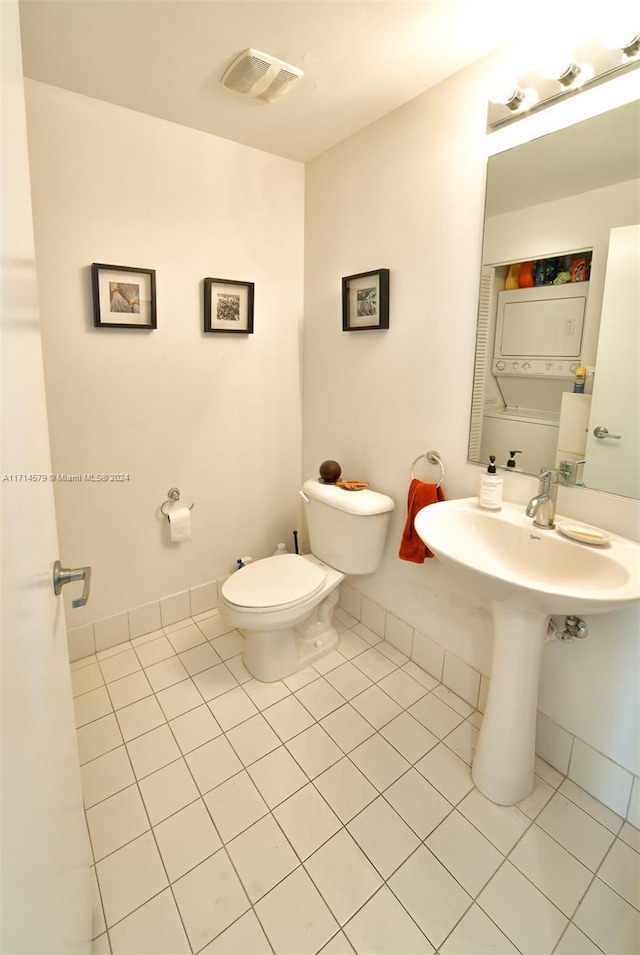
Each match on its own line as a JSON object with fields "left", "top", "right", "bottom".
{"left": 479, "top": 456, "right": 503, "bottom": 511}
{"left": 506, "top": 450, "right": 522, "bottom": 470}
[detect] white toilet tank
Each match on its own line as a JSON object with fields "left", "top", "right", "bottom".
{"left": 302, "top": 479, "right": 395, "bottom": 575}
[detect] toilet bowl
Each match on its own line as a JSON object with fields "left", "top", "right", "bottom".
{"left": 220, "top": 554, "right": 344, "bottom": 681}
{"left": 220, "top": 478, "right": 395, "bottom": 682}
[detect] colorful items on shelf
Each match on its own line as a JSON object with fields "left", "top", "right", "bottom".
{"left": 512, "top": 252, "right": 591, "bottom": 288}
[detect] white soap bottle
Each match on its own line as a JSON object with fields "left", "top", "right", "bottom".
{"left": 479, "top": 456, "right": 503, "bottom": 511}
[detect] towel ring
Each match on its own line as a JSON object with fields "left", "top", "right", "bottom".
{"left": 410, "top": 451, "right": 445, "bottom": 487}
{"left": 160, "top": 486, "right": 195, "bottom": 519}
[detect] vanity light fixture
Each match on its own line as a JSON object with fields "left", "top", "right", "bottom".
{"left": 487, "top": 32, "right": 640, "bottom": 130}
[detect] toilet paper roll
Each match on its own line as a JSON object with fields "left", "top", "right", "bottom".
{"left": 168, "top": 506, "right": 191, "bottom": 542}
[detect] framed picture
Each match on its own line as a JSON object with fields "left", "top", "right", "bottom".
{"left": 342, "top": 268, "right": 389, "bottom": 331}
{"left": 204, "top": 277, "right": 254, "bottom": 334}
{"left": 91, "top": 263, "right": 156, "bottom": 329}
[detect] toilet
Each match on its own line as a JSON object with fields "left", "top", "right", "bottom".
{"left": 219, "top": 478, "right": 395, "bottom": 682}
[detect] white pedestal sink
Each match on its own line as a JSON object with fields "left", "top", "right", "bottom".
{"left": 414, "top": 498, "right": 640, "bottom": 806}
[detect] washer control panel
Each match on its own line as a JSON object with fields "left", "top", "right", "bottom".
{"left": 492, "top": 359, "right": 580, "bottom": 378}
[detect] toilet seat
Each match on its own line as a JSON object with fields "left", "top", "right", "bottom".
{"left": 222, "top": 553, "right": 326, "bottom": 611}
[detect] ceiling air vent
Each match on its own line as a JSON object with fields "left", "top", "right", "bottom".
{"left": 220, "top": 49, "right": 303, "bottom": 103}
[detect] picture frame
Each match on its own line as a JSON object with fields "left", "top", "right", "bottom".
{"left": 91, "top": 263, "right": 157, "bottom": 329}
{"left": 204, "top": 277, "right": 255, "bottom": 334}
{"left": 342, "top": 268, "right": 389, "bottom": 331}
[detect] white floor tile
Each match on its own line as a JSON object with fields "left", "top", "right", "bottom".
{"left": 313, "top": 649, "right": 348, "bottom": 675}
{"left": 169, "top": 703, "right": 222, "bottom": 753}
{"left": 226, "top": 713, "right": 281, "bottom": 766}
{"left": 409, "top": 693, "right": 464, "bottom": 738}
{"left": 106, "top": 671, "right": 154, "bottom": 710}
{"left": 350, "top": 685, "right": 402, "bottom": 729}
{"left": 81, "top": 746, "right": 135, "bottom": 808}
{"left": 71, "top": 662, "right": 105, "bottom": 698}
{"left": 74, "top": 687, "right": 113, "bottom": 728}
{"left": 352, "top": 647, "right": 397, "bottom": 682}
{"left": 439, "top": 903, "right": 519, "bottom": 954}
{"left": 598, "top": 838, "right": 640, "bottom": 909}
{"left": 179, "top": 641, "right": 222, "bottom": 676}
{"left": 138, "top": 757, "right": 199, "bottom": 824}
{"left": 337, "top": 630, "right": 370, "bottom": 660}
{"left": 477, "top": 861, "right": 568, "bottom": 955}
{"left": 458, "top": 788, "right": 531, "bottom": 854}
{"left": 283, "top": 664, "right": 321, "bottom": 692}
{"left": 508, "top": 823, "right": 593, "bottom": 916}
{"left": 320, "top": 703, "right": 375, "bottom": 753}
{"left": 77, "top": 713, "right": 123, "bottom": 765}
{"left": 380, "top": 712, "right": 438, "bottom": 763}
{"left": 255, "top": 866, "right": 339, "bottom": 954}
{"left": 402, "top": 660, "right": 439, "bottom": 691}
{"left": 153, "top": 798, "right": 222, "bottom": 882}
{"left": 318, "top": 930, "right": 356, "bottom": 954}
{"left": 574, "top": 876, "right": 640, "bottom": 954}
{"left": 352, "top": 623, "right": 382, "bottom": 647}
{"left": 96, "top": 831, "right": 168, "bottom": 927}
{"left": 226, "top": 814, "right": 299, "bottom": 902}
{"left": 415, "top": 743, "right": 474, "bottom": 805}
{"left": 242, "top": 677, "right": 290, "bottom": 710}
{"left": 126, "top": 724, "right": 181, "bottom": 779}
{"left": 210, "top": 630, "right": 245, "bottom": 661}
{"left": 208, "top": 686, "right": 258, "bottom": 731}
{"left": 165, "top": 622, "right": 207, "bottom": 654}
{"left": 553, "top": 922, "right": 603, "bottom": 954}
{"left": 559, "top": 777, "right": 625, "bottom": 834}
{"left": 385, "top": 768, "right": 452, "bottom": 839}
{"left": 99, "top": 649, "right": 141, "bottom": 684}
{"left": 91, "top": 933, "right": 110, "bottom": 954}
{"left": 306, "top": 829, "right": 383, "bottom": 925}
{"left": 377, "top": 669, "right": 428, "bottom": 708}
{"left": 203, "top": 770, "right": 268, "bottom": 841}
{"left": 349, "top": 735, "right": 410, "bottom": 791}
{"left": 86, "top": 784, "right": 150, "bottom": 861}
{"left": 262, "top": 694, "right": 315, "bottom": 741}
{"left": 443, "top": 720, "right": 480, "bottom": 766}
{"left": 388, "top": 845, "right": 472, "bottom": 949}
{"left": 108, "top": 888, "right": 191, "bottom": 954}
{"left": 225, "top": 653, "right": 252, "bottom": 685}
{"left": 433, "top": 683, "right": 475, "bottom": 717}
{"left": 273, "top": 783, "right": 342, "bottom": 860}
{"left": 325, "top": 662, "right": 373, "bottom": 700}
{"left": 314, "top": 757, "right": 378, "bottom": 823}
{"left": 620, "top": 821, "right": 640, "bottom": 852}
{"left": 286, "top": 723, "right": 344, "bottom": 779}
{"left": 143, "top": 655, "right": 189, "bottom": 692}
{"left": 200, "top": 910, "right": 271, "bottom": 953}
{"left": 192, "top": 662, "right": 239, "bottom": 701}
{"left": 536, "top": 791, "right": 616, "bottom": 871}
{"left": 295, "top": 678, "right": 346, "bottom": 719}
{"left": 196, "top": 614, "right": 235, "bottom": 641}
{"left": 155, "top": 678, "right": 204, "bottom": 720}
{"left": 517, "top": 773, "right": 555, "bottom": 820}
{"left": 172, "top": 849, "right": 250, "bottom": 951}
{"left": 185, "top": 735, "right": 243, "bottom": 794}
{"left": 426, "top": 810, "right": 503, "bottom": 896}
{"left": 115, "top": 695, "right": 166, "bottom": 742}
{"left": 377, "top": 641, "right": 410, "bottom": 667}
{"left": 347, "top": 796, "right": 420, "bottom": 879}
{"left": 343, "top": 885, "right": 434, "bottom": 954}
{"left": 246, "top": 745, "right": 309, "bottom": 808}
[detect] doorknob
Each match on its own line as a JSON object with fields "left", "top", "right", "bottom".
{"left": 593, "top": 426, "right": 622, "bottom": 440}
{"left": 53, "top": 561, "right": 92, "bottom": 608}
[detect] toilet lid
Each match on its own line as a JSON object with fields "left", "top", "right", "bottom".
{"left": 223, "top": 554, "right": 326, "bottom": 610}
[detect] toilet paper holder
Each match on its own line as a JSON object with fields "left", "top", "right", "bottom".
{"left": 160, "top": 487, "right": 195, "bottom": 519}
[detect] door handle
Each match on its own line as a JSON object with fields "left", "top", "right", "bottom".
{"left": 53, "top": 561, "right": 92, "bottom": 608}
{"left": 593, "top": 426, "right": 622, "bottom": 440}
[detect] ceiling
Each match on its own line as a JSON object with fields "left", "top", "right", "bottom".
{"left": 19, "top": 0, "right": 530, "bottom": 162}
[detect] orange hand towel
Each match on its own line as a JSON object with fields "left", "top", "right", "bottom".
{"left": 398, "top": 478, "right": 445, "bottom": 563}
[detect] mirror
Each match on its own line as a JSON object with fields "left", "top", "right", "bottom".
{"left": 469, "top": 100, "right": 640, "bottom": 499}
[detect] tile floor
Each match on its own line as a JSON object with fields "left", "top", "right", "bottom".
{"left": 71, "top": 606, "right": 640, "bottom": 955}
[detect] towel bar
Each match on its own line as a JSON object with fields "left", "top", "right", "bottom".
{"left": 160, "top": 486, "right": 195, "bottom": 519}
{"left": 410, "top": 451, "right": 444, "bottom": 487}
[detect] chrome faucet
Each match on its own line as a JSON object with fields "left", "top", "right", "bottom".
{"left": 526, "top": 469, "right": 559, "bottom": 529}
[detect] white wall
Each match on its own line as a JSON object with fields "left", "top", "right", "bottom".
{"left": 303, "top": 55, "right": 640, "bottom": 780}
{"left": 25, "top": 81, "right": 305, "bottom": 626}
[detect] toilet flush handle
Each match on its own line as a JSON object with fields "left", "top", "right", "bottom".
{"left": 299, "top": 490, "right": 310, "bottom": 503}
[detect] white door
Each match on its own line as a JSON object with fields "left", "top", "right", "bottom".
{"left": 1, "top": 3, "right": 90, "bottom": 951}
{"left": 584, "top": 225, "right": 640, "bottom": 499}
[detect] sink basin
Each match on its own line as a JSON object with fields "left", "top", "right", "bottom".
{"left": 414, "top": 498, "right": 640, "bottom": 614}
{"left": 414, "top": 497, "right": 640, "bottom": 806}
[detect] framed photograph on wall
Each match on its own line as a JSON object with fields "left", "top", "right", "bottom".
{"left": 342, "top": 268, "right": 389, "bottom": 331}
{"left": 204, "top": 277, "right": 255, "bottom": 334}
{"left": 91, "top": 263, "right": 157, "bottom": 329}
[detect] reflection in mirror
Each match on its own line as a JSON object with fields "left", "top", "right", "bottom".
{"left": 469, "top": 101, "right": 640, "bottom": 499}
